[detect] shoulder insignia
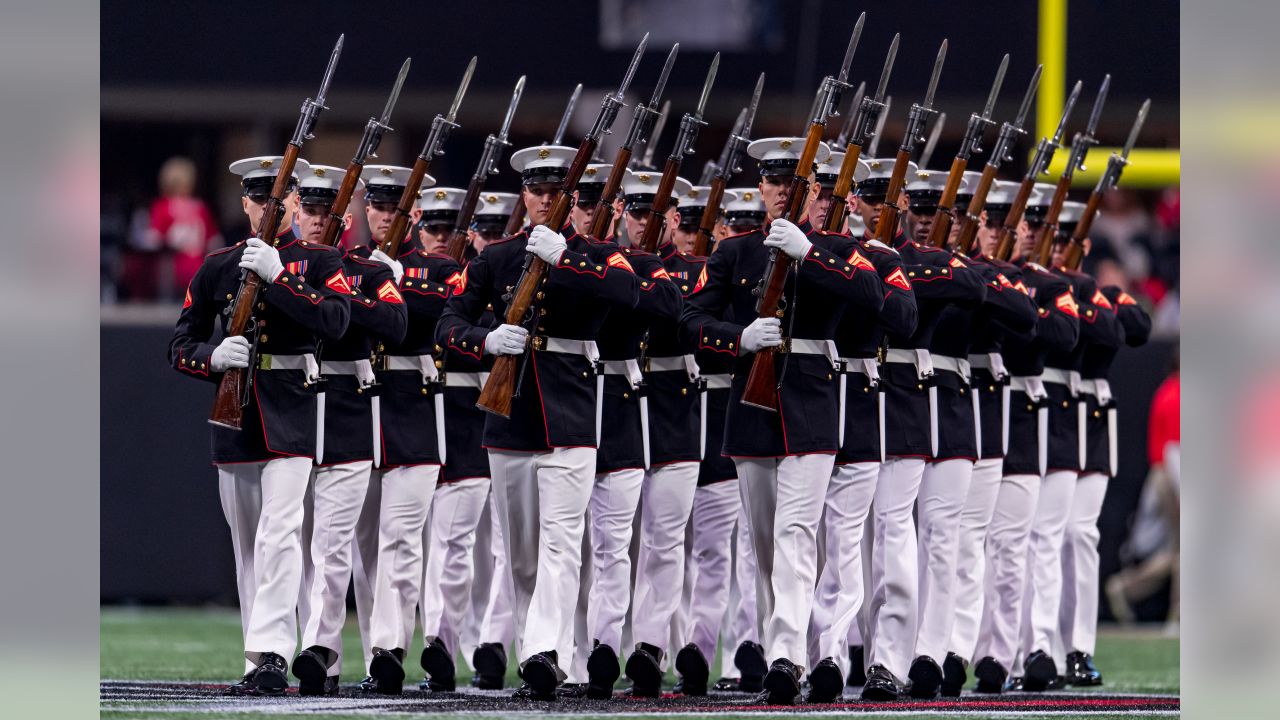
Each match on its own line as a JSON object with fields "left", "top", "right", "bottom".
{"left": 997, "top": 273, "right": 1015, "bottom": 289}
{"left": 846, "top": 249, "right": 876, "bottom": 272}
{"left": 651, "top": 267, "right": 671, "bottom": 281}
{"left": 606, "top": 252, "right": 635, "bottom": 273}
{"left": 325, "top": 271, "right": 353, "bottom": 295}
{"left": 949, "top": 256, "right": 968, "bottom": 269}
{"left": 1055, "top": 291, "right": 1080, "bottom": 318}
{"left": 692, "top": 265, "right": 709, "bottom": 293}
{"left": 1015, "top": 280, "right": 1030, "bottom": 295}
{"left": 447, "top": 269, "right": 467, "bottom": 296}
{"left": 377, "top": 279, "right": 404, "bottom": 304}
{"left": 1117, "top": 291, "right": 1137, "bottom": 305}
{"left": 182, "top": 286, "right": 192, "bottom": 309}
{"left": 884, "top": 267, "right": 912, "bottom": 291}
{"left": 1092, "top": 289, "right": 1114, "bottom": 310}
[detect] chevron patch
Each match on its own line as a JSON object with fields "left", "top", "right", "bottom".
{"left": 1056, "top": 291, "right": 1080, "bottom": 318}
{"left": 885, "top": 267, "right": 911, "bottom": 291}
{"left": 846, "top": 249, "right": 875, "bottom": 271}
{"left": 325, "top": 271, "right": 353, "bottom": 295}
{"left": 607, "top": 252, "right": 634, "bottom": 273}
{"left": 377, "top": 279, "right": 404, "bottom": 304}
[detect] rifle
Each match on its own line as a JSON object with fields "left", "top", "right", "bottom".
{"left": 833, "top": 81, "right": 866, "bottom": 148}
{"left": 873, "top": 39, "right": 948, "bottom": 246}
{"left": 377, "top": 57, "right": 476, "bottom": 259}
{"left": 445, "top": 75, "right": 526, "bottom": 262}
{"left": 953, "top": 64, "right": 1041, "bottom": 255}
{"left": 637, "top": 54, "right": 719, "bottom": 253}
{"left": 475, "top": 34, "right": 649, "bottom": 417}
{"left": 633, "top": 100, "right": 671, "bottom": 171}
{"left": 1032, "top": 74, "right": 1109, "bottom": 267}
{"left": 925, "top": 54, "right": 1007, "bottom": 248}
{"left": 210, "top": 35, "right": 343, "bottom": 430}
{"left": 317, "top": 58, "right": 410, "bottom": 249}
{"left": 918, "top": 111, "right": 946, "bottom": 170}
{"left": 866, "top": 95, "right": 891, "bottom": 157}
{"left": 692, "top": 76, "right": 763, "bottom": 257}
{"left": 994, "top": 80, "right": 1082, "bottom": 261}
{"left": 1065, "top": 99, "right": 1149, "bottom": 270}
{"left": 740, "top": 14, "right": 864, "bottom": 411}
{"left": 823, "top": 32, "right": 898, "bottom": 233}
{"left": 585, "top": 43, "right": 678, "bottom": 241}
{"left": 501, "top": 83, "right": 582, "bottom": 235}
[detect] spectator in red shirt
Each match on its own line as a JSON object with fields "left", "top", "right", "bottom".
{"left": 145, "top": 157, "right": 221, "bottom": 300}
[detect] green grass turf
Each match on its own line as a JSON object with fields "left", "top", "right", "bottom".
{"left": 101, "top": 606, "right": 1179, "bottom": 693}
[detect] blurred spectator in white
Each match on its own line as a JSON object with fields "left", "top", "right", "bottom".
{"left": 1107, "top": 351, "right": 1179, "bottom": 630}
{"left": 120, "top": 157, "right": 221, "bottom": 301}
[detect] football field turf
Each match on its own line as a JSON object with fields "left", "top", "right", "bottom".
{"left": 101, "top": 607, "right": 1179, "bottom": 718}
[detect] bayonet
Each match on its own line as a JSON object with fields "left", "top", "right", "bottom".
{"left": 497, "top": 74, "right": 526, "bottom": 144}
{"left": 552, "top": 83, "right": 583, "bottom": 145}
{"left": 867, "top": 95, "right": 890, "bottom": 156}
{"left": 650, "top": 43, "right": 679, "bottom": 108}
{"left": 638, "top": 99, "right": 671, "bottom": 168}
{"left": 838, "top": 12, "right": 866, "bottom": 85}
{"left": 1064, "top": 98, "right": 1150, "bottom": 269}
{"left": 919, "top": 112, "right": 944, "bottom": 168}
{"left": 874, "top": 33, "right": 899, "bottom": 103}
{"left": 982, "top": 54, "right": 1009, "bottom": 121}
{"left": 695, "top": 52, "right": 720, "bottom": 119}
{"left": 1121, "top": 98, "right": 1149, "bottom": 159}
{"left": 922, "top": 39, "right": 947, "bottom": 111}
{"left": 844, "top": 34, "right": 898, "bottom": 152}
{"left": 445, "top": 55, "right": 476, "bottom": 124}
{"left": 378, "top": 57, "right": 411, "bottom": 129}
{"left": 835, "top": 80, "right": 865, "bottom": 146}
{"left": 741, "top": 71, "right": 764, "bottom": 139}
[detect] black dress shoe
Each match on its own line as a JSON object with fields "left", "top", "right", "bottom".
{"left": 734, "top": 641, "right": 767, "bottom": 693}
{"left": 846, "top": 645, "right": 867, "bottom": 686}
{"left": 805, "top": 657, "right": 844, "bottom": 703}
{"left": 369, "top": 647, "right": 406, "bottom": 695}
{"left": 587, "top": 641, "right": 621, "bottom": 699}
{"left": 1022, "top": 649, "right": 1057, "bottom": 692}
{"left": 419, "top": 636, "right": 456, "bottom": 691}
{"left": 519, "top": 651, "right": 566, "bottom": 698}
{"left": 472, "top": 642, "right": 507, "bottom": 689}
{"left": 908, "top": 655, "right": 943, "bottom": 699}
{"left": 860, "top": 664, "right": 902, "bottom": 701}
{"left": 624, "top": 642, "right": 664, "bottom": 698}
{"left": 252, "top": 652, "right": 289, "bottom": 695}
{"left": 674, "top": 643, "right": 709, "bottom": 696}
{"left": 1065, "top": 651, "right": 1103, "bottom": 686}
{"left": 973, "top": 656, "right": 1007, "bottom": 694}
{"left": 761, "top": 658, "right": 802, "bottom": 705}
{"left": 357, "top": 675, "right": 378, "bottom": 692}
{"left": 1004, "top": 675, "right": 1024, "bottom": 692}
{"left": 513, "top": 682, "right": 557, "bottom": 701}
{"left": 224, "top": 671, "right": 257, "bottom": 696}
{"left": 712, "top": 676, "right": 742, "bottom": 692}
{"left": 941, "top": 652, "right": 967, "bottom": 697}
{"left": 292, "top": 647, "right": 335, "bottom": 696}
{"left": 556, "top": 682, "right": 588, "bottom": 699}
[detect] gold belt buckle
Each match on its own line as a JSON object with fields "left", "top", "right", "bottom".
{"left": 777, "top": 337, "right": 792, "bottom": 354}
{"left": 532, "top": 336, "right": 546, "bottom": 352}
{"left": 256, "top": 353, "right": 273, "bottom": 370}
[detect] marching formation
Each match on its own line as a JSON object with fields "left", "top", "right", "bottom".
{"left": 168, "top": 15, "right": 1153, "bottom": 704}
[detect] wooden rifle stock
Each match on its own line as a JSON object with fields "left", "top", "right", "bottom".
{"left": 874, "top": 147, "right": 914, "bottom": 244}
{"left": 1063, "top": 190, "right": 1103, "bottom": 270}
{"left": 210, "top": 143, "right": 301, "bottom": 429}
{"left": 445, "top": 178, "right": 487, "bottom": 263}
{"left": 994, "top": 177, "right": 1035, "bottom": 261}
{"left": 740, "top": 122, "right": 824, "bottom": 411}
{"left": 638, "top": 156, "right": 681, "bottom": 253}
{"left": 317, "top": 163, "right": 365, "bottom": 248}
{"left": 823, "top": 142, "right": 864, "bottom": 233}
{"left": 1033, "top": 174, "right": 1072, "bottom": 266}
{"left": 926, "top": 156, "right": 968, "bottom": 248}
{"left": 693, "top": 176, "right": 727, "bottom": 256}
{"left": 955, "top": 164, "right": 998, "bottom": 255}
{"left": 378, "top": 160, "right": 434, "bottom": 258}
{"left": 476, "top": 138, "right": 598, "bottom": 417}
{"left": 587, "top": 147, "right": 633, "bottom": 240}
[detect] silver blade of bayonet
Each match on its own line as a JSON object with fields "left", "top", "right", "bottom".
{"left": 618, "top": 32, "right": 650, "bottom": 99}
{"left": 874, "top": 34, "right": 900, "bottom": 103}
{"left": 923, "top": 39, "right": 948, "bottom": 109}
{"left": 695, "top": 53, "right": 720, "bottom": 118}
{"left": 1084, "top": 73, "right": 1110, "bottom": 138}
{"left": 650, "top": 43, "right": 679, "bottom": 107}
{"left": 838, "top": 12, "right": 866, "bottom": 85}
{"left": 1053, "top": 80, "right": 1084, "bottom": 142}
{"left": 836, "top": 80, "right": 866, "bottom": 145}
{"left": 379, "top": 57, "right": 412, "bottom": 127}
{"left": 742, "top": 72, "right": 765, "bottom": 139}
{"left": 497, "top": 75, "right": 526, "bottom": 142}
{"left": 316, "top": 34, "right": 344, "bottom": 106}
{"left": 1121, "top": 99, "right": 1150, "bottom": 159}
{"left": 641, "top": 100, "right": 671, "bottom": 167}
{"left": 446, "top": 56, "right": 477, "bottom": 123}
{"left": 553, "top": 84, "right": 582, "bottom": 145}
{"left": 1012, "top": 64, "right": 1042, "bottom": 129}
{"left": 920, "top": 112, "right": 944, "bottom": 168}
{"left": 868, "top": 95, "right": 892, "bottom": 156}
{"left": 982, "top": 54, "right": 1009, "bottom": 120}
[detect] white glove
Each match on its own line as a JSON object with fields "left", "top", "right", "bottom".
{"left": 484, "top": 324, "right": 529, "bottom": 356}
{"left": 239, "top": 237, "right": 285, "bottom": 282}
{"left": 369, "top": 249, "right": 404, "bottom": 284}
{"left": 526, "top": 225, "right": 568, "bottom": 265}
{"left": 740, "top": 317, "right": 783, "bottom": 353}
{"left": 764, "top": 218, "right": 814, "bottom": 260}
{"left": 210, "top": 335, "right": 252, "bottom": 372}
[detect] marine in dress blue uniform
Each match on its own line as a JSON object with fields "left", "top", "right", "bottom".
{"left": 169, "top": 156, "right": 351, "bottom": 695}
{"left": 290, "top": 164, "right": 408, "bottom": 696}
{"left": 436, "top": 144, "right": 641, "bottom": 699}
{"left": 679, "top": 137, "right": 885, "bottom": 704}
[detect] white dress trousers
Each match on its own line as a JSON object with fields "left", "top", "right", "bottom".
{"left": 420, "top": 476, "right": 490, "bottom": 657}
{"left": 914, "top": 458, "right": 975, "bottom": 662}
{"left": 1020, "top": 468, "right": 1078, "bottom": 669}
{"left": 974, "top": 472, "right": 1040, "bottom": 670}
{"left": 1059, "top": 471, "right": 1109, "bottom": 656}
{"left": 369, "top": 464, "right": 440, "bottom": 653}
{"left": 718, "top": 502, "right": 761, "bottom": 678}
{"left": 949, "top": 456, "right": 1005, "bottom": 661}
{"left": 683, "top": 480, "right": 741, "bottom": 667}
{"left": 865, "top": 456, "right": 926, "bottom": 680}
{"left": 631, "top": 461, "right": 700, "bottom": 651}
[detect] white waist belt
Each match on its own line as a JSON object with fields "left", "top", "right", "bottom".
{"left": 444, "top": 371, "right": 489, "bottom": 389}
{"left": 601, "top": 358, "right": 644, "bottom": 389}
{"left": 967, "top": 352, "right": 1009, "bottom": 381}
{"left": 839, "top": 356, "right": 880, "bottom": 385}
{"left": 1041, "top": 367, "right": 1082, "bottom": 396}
{"left": 931, "top": 354, "right": 971, "bottom": 381}
{"left": 380, "top": 354, "right": 439, "bottom": 383}
{"left": 321, "top": 358, "right": 376, "bottom": 388}
{"left": 703, "top": 374, "right": 732, "bottom": 391}
{"left": 1078, "top": 378, "right": 1113, "bottom": 405}
{"left": 1009, "top": 375, "right": 1048, "bottom": 402}
{"left": 884, "top": 347, "right": 934, "bottom": 380}
{"left": 646, "top": 354, "right": 700, "bottom": 383}
{"left": 537, "top": 337, "right": 601, "bottom": 361}
{"left": 783, "top": 337, "right": 838, "bottom": 362}
{"left": 258, "top": 353, "right": 319, "bottom": 382}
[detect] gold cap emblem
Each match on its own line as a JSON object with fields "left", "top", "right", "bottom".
{"left": 537, "top": 148, "right": 551, "bottom": 160}
{"left": 486, "top": 194, "right": 497, "bottom": 203}
{"left": 688, "top": 189, "right": 700, "bottom": 198}
{"left": 744, "top": 192, "right": 754, "bottom": 200}
{"left": 380, "top": 167, "right": 393, "bottom": 176}
{"left": 639, "top": 173, "right": 651, "bottom": 183}
{"left": 585, "top": 167, "right": 597, "bottom": 176}
{"left": 779, "top": 139, "right": 793, "bottom": 150}
{"left": 435, "top": 190, "right": 447, "bottom": 200}
{"left": 314, "top": 167, "right": 326, "bottom": 176}
{"left": 258, "top": 159, "right": 274, "bottom": 169}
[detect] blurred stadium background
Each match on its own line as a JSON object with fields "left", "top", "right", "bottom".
{"left": 100, "top": 0, "right": 1179, "bottom": 639}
